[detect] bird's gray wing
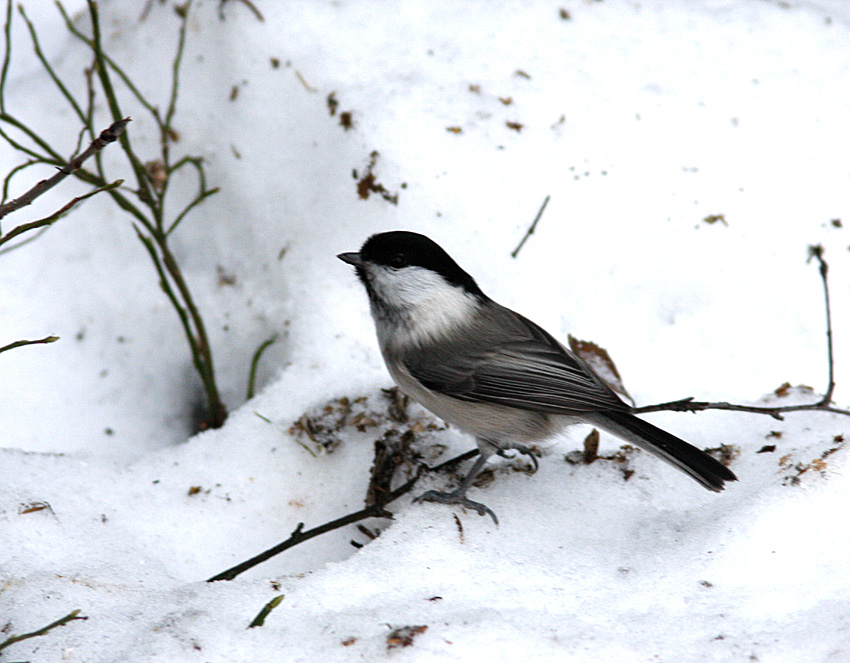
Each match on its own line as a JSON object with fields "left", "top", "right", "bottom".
{"left": 402, "top": 304, "right": 629, "bottom": 415}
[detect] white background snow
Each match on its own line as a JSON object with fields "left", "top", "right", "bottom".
{"left": 2, "top": 0, "right": 849, "bottom": 661}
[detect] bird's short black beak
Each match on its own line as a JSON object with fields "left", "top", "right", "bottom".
{"left": 337, "top": 252, "right": 363, "bottom": 267}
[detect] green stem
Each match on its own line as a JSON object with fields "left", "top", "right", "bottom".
{"left": 0, "top": 0, "right": 12, "bottom": 113}
{"left": 247, "top": 335, "right": 277, "bottom": 399}
{"left": 158, "top": 237, "right": 226, "bottom": 427}
{"left": 87, "top": 0, "right": 153, "bottom": 208}
{"left": 0, "top": 335, "right": 58, "bottom": 355}
{"left": 0, "top": 609, "right": 86, "bottom": 653}
{"left": 19, "top": 4, "right": 86, "bottom": 125}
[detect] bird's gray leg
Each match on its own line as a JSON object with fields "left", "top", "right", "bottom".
{"left": 414, "top": 452, "right": 499, "bottom": 524}
{"left": 496, "top": 444, "right": 539, "bottom": 473}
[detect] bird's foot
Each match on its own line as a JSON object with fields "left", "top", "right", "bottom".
{"left": 497, "top": 444, "right": 539, "bottom": 474}
{"left": 414, "top": 489, "right": 499, "bottom": 525}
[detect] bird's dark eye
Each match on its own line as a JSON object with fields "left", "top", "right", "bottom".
{"left": 388, "top": 253, "right": 407, "bottom": 268}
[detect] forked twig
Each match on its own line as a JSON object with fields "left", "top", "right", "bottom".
{"left": 635, "top": 244, "right": 848, "bottom": 421}
{"left": 207, "top": 449, "right": 478, "bottom": 582}
{"left": 0, "top": 117, "right": 128, "bottom": 222}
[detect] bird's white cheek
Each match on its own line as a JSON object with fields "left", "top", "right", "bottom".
{"left": 367, "top": 265, "right": 480, "bottom": 347}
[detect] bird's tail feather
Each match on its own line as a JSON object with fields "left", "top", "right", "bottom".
{"left": 585, "top": 411, "right": 737, "bottom": 492}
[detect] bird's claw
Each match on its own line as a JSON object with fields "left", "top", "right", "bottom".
{"left": 414, "top": 489, "right": 499, "bottom": 525}
{"left": 497, "top": 445, "right": 539, "bottom": 474}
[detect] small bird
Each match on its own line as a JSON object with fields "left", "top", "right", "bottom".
{"left": 339, "top": 231, "right": 736, "bottom": 523}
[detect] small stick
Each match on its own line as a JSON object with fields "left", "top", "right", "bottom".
{"left": 0, "top": 117, "right": 129, "bottom": 221}
{"left": 207, "top": 449, "right": 480, "bottom": 582}
{"left": 207, "top": 474, "right": 418, "bottom": 582}
{"left": 634, "top": 396, "right": 850, "bottom": 421}
{"left": 511, "top": 194, "right": 550, "bottom": 258}
{"left": 807, "top": 245, "right": 835, "bottom": 405}
{"left": 0, "top": 334, "right": 58, "bottom": 355}
{"left": 294, "top": 70, "right": 315, "bottom": 93}
{"left": 0, "top": 609, "right": 86, "bottom": 654}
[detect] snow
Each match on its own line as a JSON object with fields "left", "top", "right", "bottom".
{"left": 2, "top": 0, "right": 850, "bottom": 661}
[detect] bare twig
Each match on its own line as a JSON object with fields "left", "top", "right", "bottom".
{"left": 56, "top": 2, "right": 159, "bottom": 122}
{"left": 0, "top": 334, "right": 58, "bottom": 355}
{"left": 207, "top": 479, "right": 410, "bottom": 582}
{"left": 18, "top": 4, "right": 87, "bottom": 125}
{"left": 87, "top": 2, "right": 153, "bottom": 210}
{"left": 511, "top": 194, "right": 550, "bottom": 258}
{"left": 807, "top": 244, "right": 835, "bottom": 405}
{"left": 2, "top": 159, "right": 39, "bottom": 205}
{"left": 0, "top": 178, "right": 123, "bottom": 251}
{"left": 207, "top": 449, "right": 479, "bottom": 582}
{"left": 0, "top": 0, "right": 11, "bottom": 113}
{"left": 634, "top": 396, "right": 850, "bottom": 421}
{"left": 0, "top": 609, "right": 87, "bottom": 654}
{"left": 635, "top": 245, "right": 848, "bottom": 421}
{"left": 0, "top": 117, "right": 128, "bottom": 221}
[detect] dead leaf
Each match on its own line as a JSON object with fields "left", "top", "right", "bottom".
{"left": 583, "top": 428, "right": 599, "bottom": 463}
{"left": 387, "top": 625, "right": 428, "bottom": 649}
{"left": 568, "top": 335, "right": 634, "bottom": 405}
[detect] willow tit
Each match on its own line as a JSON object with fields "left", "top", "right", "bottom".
{"left": 339, "top": 231, "right": 736, "bottom": 523}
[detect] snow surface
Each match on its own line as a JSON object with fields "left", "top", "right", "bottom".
{"left": 2, "top": 1, "right": 850, "bottom": 661}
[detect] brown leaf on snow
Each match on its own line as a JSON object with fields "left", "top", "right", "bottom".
{"left": 703, "top": 214, "right": 728, "bottom": 226}
{"left": 387, "top": 625, "right": 428, "bottom": 649}
{"left": 568, "top": 335, "right": 634, "bottom": 405}
{"left": 582, "top": 428, "right": 599, "bottom": 464}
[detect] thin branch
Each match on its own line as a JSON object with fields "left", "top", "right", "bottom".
{"left": 634, "top": 396, "right": 850, "bottom": 421}
{"left": 2, "top": 158, "right": 39, "bottom": 205}
{"left": 0, "top": 117, "right": 129, "bottom": 220}
{"left": 0, "top": 223, "right": 47, "bottom": 252}
{"left": 0, "top": 178, "right": 123, "bottom": 251}
{"left": 87, "top": 0, "right": 153, "bottom": 208}
{"left": 158, "top": 239, "right": 227, "bottom": 428}
{"left": 0, "top": 112, "right": 65, "bottom": 162}
{"left": 0, "top": 0, "right": 12, "bottom": 113}
{"left": 207, "top": 479, "right": 410, "bottom": 582}
{"left": 635, "top": 245, "right": 848, "bottom": 421}
{"left": 0, "top": 609, "right": 86, "bottom": 654}
{"left": 19, "top": 4, "right": 87, "bottom": 125}
{"left": 163, "top": 0, "right": 190, "bottom": 138}
{"left": 0, "top": 334, "right": 58, "bottom": 355}
{"left": 511, "top": 194, "right": 550, "bottom": 258}
{"left": 166, "top": 184, "right": 220, "bottom": 236}
{"left": 133, "top": 226, "right": 195, "bottom": 352}
{"left": 56, "top": 1, "right": 159, "bottom": 120}
{"left": 207, "top": 449, "right": 480, "bottom": 582}
{"left": 74, "top": 60, "right": 98, "bottom": 153}
{"left": 807, "top": 244, "right": 835, "bottom": 405}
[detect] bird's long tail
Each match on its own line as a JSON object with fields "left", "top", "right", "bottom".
{"left": 585, "top": 410, "right": 737, "bottom": 491}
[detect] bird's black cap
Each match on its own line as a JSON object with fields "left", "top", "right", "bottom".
{"left": 357, "top": 231, "right": 485, "bottom": 298}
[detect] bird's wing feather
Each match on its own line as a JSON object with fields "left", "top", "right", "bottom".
{"left": 402, "top": 304, "right": 629, "bottom": 415}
